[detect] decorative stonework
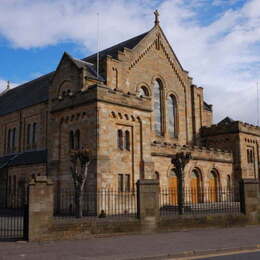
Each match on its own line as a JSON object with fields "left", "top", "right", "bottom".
{"left": 129, "top": 42, "right": 155, "bottom": 71}
{"left": 110, "top": 111, "right": 141, "bottom": 122}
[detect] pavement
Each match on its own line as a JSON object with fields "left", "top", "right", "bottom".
{"left": 0, "top": 226, "right": 260, "bottom": 260}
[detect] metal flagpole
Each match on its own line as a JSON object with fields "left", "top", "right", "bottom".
{"left": 97, "top": 12, "right": 100, "bottom": 79}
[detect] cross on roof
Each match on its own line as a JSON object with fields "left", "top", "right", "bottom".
{"left": 154, "top": 10, "right": 160, "bottom": 25}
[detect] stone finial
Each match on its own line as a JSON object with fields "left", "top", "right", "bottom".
{"left": 154, "top": 10, "right": 160, "bottom": 25}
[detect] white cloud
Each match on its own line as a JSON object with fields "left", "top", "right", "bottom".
{"left": 159, "top": 0, "right": 260, "bottom": 124}
{"left": 0, "top": 0, "right": 260, "bottom": 124}
{"left": 0, "top": 0, "right": 152, "bottom": 50}
{"left": 212, "top": 0, "right": 241, "bottom": 6}
{"left": 0, "top": 79, "right": 18, "bottom": 93}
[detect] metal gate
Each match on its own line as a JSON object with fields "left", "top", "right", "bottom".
{"left": 0, "top": 187, "right": 28, "bottom": 241}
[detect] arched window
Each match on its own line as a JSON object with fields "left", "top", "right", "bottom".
{"left": 69, "top": 131, "right": 74, "bottom": 150}
{"left": 125, "top": 130, "right": 130, "bottom": 151}
{"left": 117, "top": 130, "right": 123, "bottom": 150}
{"left": 250, "top": 150, "right": 254, "bottom": 163}
{"left": 247, "top": 149, "right": 254, "bottom": 163}
{"left": 168, "top": 95, "right": 177, "bottom": 137}
{"left": 153, "top": 79, "right": 163, "bottom": 135}
{"left": 32, "top": 123, "right": 37, "bottom": 145}
{"left": 12, "top": 128, "right": 16, "bottom": 152}
{"left": 138, "top": 86, "right": 149, "bottom": 97}
{"left": 7, "top": 129, "right": 11, "bottom": 151}
{"left": 27, "top": 124, "right": 31, "bottom": 145}
{"left": 13, "top": 175, "right": 16, "bottom": 195}
{"left": 75, "top": 129, "right": 80, "bottom": 149}
{"left": 247, "top": 149, "right": 250, "bottom": 163}
{"left": 155, "top": 171, "right": 160, "bottom": 180}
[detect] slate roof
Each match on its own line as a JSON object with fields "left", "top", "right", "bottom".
{"left": 203, "top": 101, "right": 212, "bottom": 112}
{"left": 0, "top": 73, "right": 53, "bottom": 116}
{"left": 0, "top": 150, "right": 47, "bottom": 169}
{"left": 217, "top": 117, "right": 235, "bottom": 126}
{"left": 67, "top": 54, "right": 105, "bottom": 82}
{"left": 0, "top": 31, "right": 149, "bottom": 116}
{"left": 83, "top": 31, "right": 149, "bottom": 64}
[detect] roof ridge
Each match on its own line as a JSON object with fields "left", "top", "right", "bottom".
{"left": 83, "top": 30, "right": 150, "bottom": 62}
{"left": 2, "top": 30, "right": 149, "bottom": 97}
{"left": 0, "top": 29, "right": 150, "bottom": 116}
{"left": 1, "top": 72, "right": 54, "bottom": 97}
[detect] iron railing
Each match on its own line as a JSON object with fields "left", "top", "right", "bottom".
{"left": 160, "top": 187, "right": 241, "bottom": 216}
{"left": 54, "top": 189, "right": 137, "bottom": 219}
{"left": 0, "top": 187, "right": 28, "bottom": 241}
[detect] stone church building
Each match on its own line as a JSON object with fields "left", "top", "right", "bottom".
{"left": 0, "top": 12, "right": 259, "bottom": 201}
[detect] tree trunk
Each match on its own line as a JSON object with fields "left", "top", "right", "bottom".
{"left": 75, "top": 189, "right": 83, "bottom": 218}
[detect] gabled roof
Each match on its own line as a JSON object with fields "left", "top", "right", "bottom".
{"left": 0, "top": 31, "right": 149, "bottom": 116}
{"left": 83, "top": 31, "right": 149, "bottom": 64}
{"left": 63, "top": 52, "right": 105, "bottom": 81}
{"left": 218, "top": 117, "right": 235, "bottom": 126}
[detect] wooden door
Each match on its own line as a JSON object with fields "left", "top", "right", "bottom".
{"left": 191, "top": 177, "right": 199, "bottom": 203}
{"left": 209, "top": 173, "right": 217, "bottom": 202}
{"left": 168, "top": 176, "right": 178, "bottom": 205}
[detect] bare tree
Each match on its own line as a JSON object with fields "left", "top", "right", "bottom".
{"left": 70, "top": 149, "right": 92, "bottom": 218}
{"left": 171, "top": 152, "right": 192, "bottom": 214}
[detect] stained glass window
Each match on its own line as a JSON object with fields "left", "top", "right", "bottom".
{"left": 154, "top": 80, "right": 163, "bottom": 135}
{"left": 168, "top": 95, "right": 177, "bottom": 137}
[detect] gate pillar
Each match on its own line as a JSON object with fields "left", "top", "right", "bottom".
{"left": 28, "top": 176, "right": 54, "bottom": 241}
{"left": 240, "top": 179, "right": 260, "bottom": 223}
{"left": 137, "top": 179, "right": 159, "bottom": 232}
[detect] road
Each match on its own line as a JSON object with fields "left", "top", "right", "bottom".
{"left": 206, "top": 251, "right": 260, "bottom": 259}
{"left": 184, "top": 250, "right": 260, "bottom": 259}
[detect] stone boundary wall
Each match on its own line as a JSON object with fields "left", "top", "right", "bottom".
{"left": 31, "top": 214, "right": 250, "bottom": 242}
{"left": 27, "top": 176, "right": 260, "bottom": 242}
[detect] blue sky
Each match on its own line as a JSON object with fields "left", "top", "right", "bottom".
{"left": 0, "top": 0, "right": 259, "bottom": 124}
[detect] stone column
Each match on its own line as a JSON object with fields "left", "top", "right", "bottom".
{"left": 137, "top": 179, "right": 159, "bottom": 232}
{"left": 28, "top": 176, "right": 54, "bottom": 241}
{"left": 240, "top": 179, "right": 260, "bottom": 223}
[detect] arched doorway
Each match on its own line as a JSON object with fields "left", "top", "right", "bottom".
{"left": 208, "top": 170, "right": 219, "bottom": 202}
{"left": 227, "top": 175, "right": 231, "bottom": 190}
{"left": 190, "top": 169, "right": 202, "bottom": 203}
{"left": 168, "top": 168, "right": 178, "bottom": 205}
{"left": 227, "top": 175, "right": 231, "bottom": 200}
